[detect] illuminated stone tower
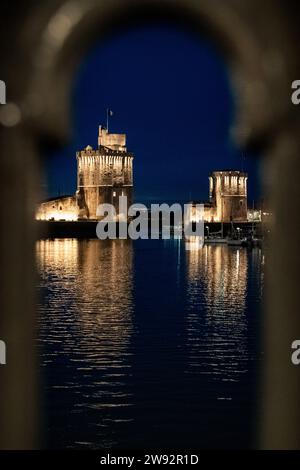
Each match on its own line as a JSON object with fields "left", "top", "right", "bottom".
{"left": 76, "top": 126, "right": 134, "bottom": 219}
{"left": 209, "top": 170, "right": 248, "bottom": 222}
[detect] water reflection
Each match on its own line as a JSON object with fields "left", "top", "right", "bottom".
{"left": 36, "top": 239, "right": 262, "bottom": 449}
{"left": 187, "top": 244, "right": 248, "bottom": 314}
{"left": 36, "top": 239, "right": 134, "bottom": 448}
{"left": 185, "top": 245, "right": 249, "bottom": 393}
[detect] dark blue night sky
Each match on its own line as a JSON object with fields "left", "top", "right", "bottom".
{"left": 45, "top": 24, "right": 260, "bottom": 204}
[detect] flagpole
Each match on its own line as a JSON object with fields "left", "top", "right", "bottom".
{"left": 106, "top": 108, "right": 109, "bottom": 133}
{"left": 242, "top": 152, "right": 245, "bottom": 172}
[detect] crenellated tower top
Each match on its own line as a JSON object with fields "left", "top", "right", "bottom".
{"left": 98, "top": 126, "right": 127, "bottom": 152}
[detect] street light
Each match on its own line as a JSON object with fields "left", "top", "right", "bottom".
{"left": 206, "top": 225, "right": 210, "bottom": 238}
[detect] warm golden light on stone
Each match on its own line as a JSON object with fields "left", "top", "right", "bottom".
{"left": 190, "top": 170, "right": 258, "bottom": 223}
{"left": 36, "top": 126, "right": 134, "bottom": 221}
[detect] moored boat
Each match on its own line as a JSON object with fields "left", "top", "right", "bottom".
{"left": 227, "top": 238, "right": 247, "bottom": 247}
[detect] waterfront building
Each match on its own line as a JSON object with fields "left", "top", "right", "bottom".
{"left": 36, "top": 126, "right": 134, "bottom": 221}
{"left": 205, "top": 170, "right": 248, "bottom": 222}
{"left": 191, "top": 170, "right": 253, "bottom": 223}
{"left": 37, "top": 132, "right": 259, "bottom": 223}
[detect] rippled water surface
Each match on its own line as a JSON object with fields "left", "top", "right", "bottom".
{"left": 36, "top": 239, "right": 263, "bottom": 449}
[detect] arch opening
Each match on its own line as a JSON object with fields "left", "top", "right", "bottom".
{"left": 36, "top": 18, "right": 264, "bottom": 450}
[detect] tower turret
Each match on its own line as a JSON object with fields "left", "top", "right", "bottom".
{"left": 76, "top": 126, "right": 133, "bottom": 219}
{"left": 209, "top": 170, "right": 248, "bottom": 222}
{"left": 98, "top": 126, "right": 127, "bottom": 152}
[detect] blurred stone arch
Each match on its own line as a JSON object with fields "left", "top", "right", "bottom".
{"left": 1, "top": 0, "right": 300, "bottom": 450}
